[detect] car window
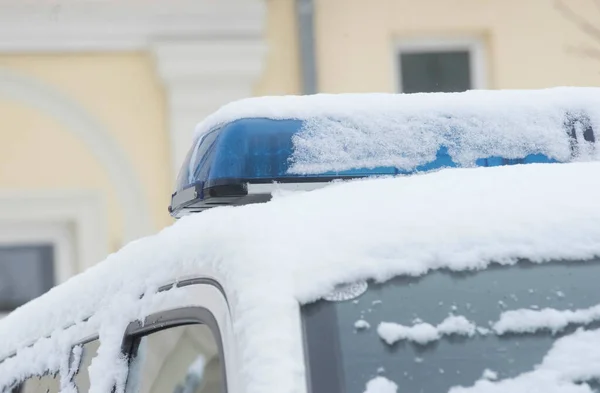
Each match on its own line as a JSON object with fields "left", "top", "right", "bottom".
{"left": 71, "top": 338, "right": 99, "bottom": 393}
{"left": 7, "top": 373, "right": 60, "bottom": 393}
{"left": 126, "top": 323, "right": 223, "bottom": 393}
{"left": 302, "top": 258, "right": 600, "bottom": 393}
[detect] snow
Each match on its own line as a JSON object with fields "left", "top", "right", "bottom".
{"left": 378, "top": 321, "right": 439, "bottom": 345}
{"left": 482, "top": 369, "right": 498, "bottom": 381}
{"left": 1, "top": 161, "right": 600, "bottom": 393}
{"left": 438, "top": 316, "right": 477, "bottom": 336}
{"left": 378, "top": 315, "right": 476, "bottom": 345}
{"left": 450, "top": 328, "right": 600, "bottom": 393}
{"left": 477, "top": 327, "right": 491, "bottom": 336}
{"left": 192, "top": 88, "right": 600, "bottom": 175}
{"left": 493, "top": 304, "right": 600, "bottom": 335}
{"left": 355, "top": 319, "right": 371, "bottom": 330}
{"left": 363, "top": 376, "right": 398, "bottom": 393}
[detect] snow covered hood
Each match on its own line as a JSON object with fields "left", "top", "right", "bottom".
{"left": 1, "top": 161, "right": 600, "bottom": 393}
{"left": 193, "top": 87, "right": 600, "bottom": 174}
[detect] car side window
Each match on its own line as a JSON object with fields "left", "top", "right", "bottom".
{"left": 125, "top": 320, "right": 224, "bottom": 393}
{"left": 70, "top": 338, "right": 100, "bottom": 393}
{"left": 8, "top": 373, "right": 60, "bottom": 393}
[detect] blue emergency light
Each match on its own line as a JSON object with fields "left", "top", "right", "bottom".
{"left": 169, "top": 114, "right": 595, "bottom": 218}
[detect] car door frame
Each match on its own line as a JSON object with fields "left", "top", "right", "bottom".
{"left": 63, "top": 275, "right": 238, "bottom": 393}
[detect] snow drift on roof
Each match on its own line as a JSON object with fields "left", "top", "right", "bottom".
{"left": 192, "top": 88, "right": 600, "bottom": 175}
{"left": 1, "top": 161, "right": 600, "bottom": 393}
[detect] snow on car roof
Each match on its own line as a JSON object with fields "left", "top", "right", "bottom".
{"left": 193, "top": 87, "right": 600, "bottom": 174}
{"left": 1, "top": 161, "right": 600, "bottom": 393}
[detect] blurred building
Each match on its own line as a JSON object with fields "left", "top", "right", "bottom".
{"left": 300, "top": 0, "right": 600, "bottom": 93}
{"left": 0, "top": 0, "right": 599, "bottom": 314}
{"left": 0, "top": 0, "right": 299, "bottom": 315}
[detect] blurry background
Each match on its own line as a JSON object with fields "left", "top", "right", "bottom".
{"left": 0, "top": 0, "right": 599, "bottom": 314}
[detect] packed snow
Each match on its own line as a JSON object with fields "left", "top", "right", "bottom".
{"left": 481, "top": 369, "right": 498, "bottom": 381}
{"left": 378, "top": 315, "right": 476, "bottom": 345}
{"left": 493, "top": 304, "right": 600, "bottom": 335}
{"left": 355, "top": 319, "right": 371, "bottom": 330}
{"left": 192, "top": 88, "right": 600, "bottom": 175}
{"left": 378, "top": 321, "right": 439, "bottom": 345}
{"left": 438, "top": 315, "right": 477, "bottom": 336}
{"left": 477, "top": 327, "right": 491, "bottom": 336}
{"left": 449, "top": 328, "right": 600, "bottom": 393}
{"left": 363, "top": 376, "right": 398, "bottom": 393}
{"left": 0, "top": 161, "right": 600, "bottom": 393}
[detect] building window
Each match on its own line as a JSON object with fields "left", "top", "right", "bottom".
{"left": 0, "top": 221, "right": 75, "bottom": 316}
{"left": 0, "top": 244, "right": 55, "bottom": 312}
{"left": 396, "top": 38, "right": 486, "bottom": 93}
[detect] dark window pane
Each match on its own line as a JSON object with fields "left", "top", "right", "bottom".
{"left": 400, "top": 51, "right": 471, "bottom": 93}
{"left": 303, "top": 258, "right": 600, "bottom": 393}
{"left": 0, "top": 245, "right": 54, "bottom": 312}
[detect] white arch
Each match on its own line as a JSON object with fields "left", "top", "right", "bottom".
{"left": 0, "top": 67, "right": 152, "bottom": 243}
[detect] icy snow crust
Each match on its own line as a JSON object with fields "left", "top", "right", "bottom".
{"left": 450, "top": 328, "right": 600, "bottom": 393}
{"left": 193, "top": 88, "right": 600, "bottom": 175}
{"left": 1, "top": 161, "right": 600, "bottom": 393}
{"left": 378, "top": 316, "right": 476, "bottom": 345}
{"left": 364, "top": 376, "right": 398, "bottom": 393}
{"left": 493, "top": 304, "right": 600, "bottom": 335}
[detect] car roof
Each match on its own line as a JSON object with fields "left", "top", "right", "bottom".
{"left": 1, "top": 161, "right": 600, "bottom": 364}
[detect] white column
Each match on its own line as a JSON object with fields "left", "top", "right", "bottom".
{"left": 153, "top": 37, "right": 267, "bottom": 180}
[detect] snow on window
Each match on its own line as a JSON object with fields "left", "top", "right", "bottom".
{"left": 363, "top": 376, "right": 398, "bottom": 393}
{"left": 449, "top": 327, "right": 600, "bottom": 393}
{"left": 437, "top": 315, "right": 477, "bottom": 336}
{"left": 493, "top": 304, "right": 600, "bottom": 335}
{"left": 476, "top": 327, "right": 491, "bottom": 336}
{"left": 377, "top": 315, "right": 476, "bottom": 345}
{"left": 0, "top": 325, "right": 80, "bottom": 391}
{"left": 481, "top": 369, "right": 498, "bottom": 381}
{"left": 355, "top": 319, "right": 371, "bottom": 330}
{"left": 378, "top": 321, "right": 438, "bottom": 345}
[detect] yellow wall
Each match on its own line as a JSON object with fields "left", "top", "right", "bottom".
{"left": 315, "top": 0, "right": 600, "bottom": 92}
{"left": 0, "top": 10, "right": 301, "bottom": 253}
{"left": 0, "top": 99, "right": 121, "bottom": 247}
{"left": 6, "top": 0, "right": 598, "bottom": 255}
{"left": 0, "top": 53, "right": 170, "bottom": 250}
{"left": 255, "top": 0, "right": 301, "bottom": 95}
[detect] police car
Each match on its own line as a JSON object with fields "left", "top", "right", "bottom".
{"left": 1, "top": 87, "right": 600, "bottom": 393}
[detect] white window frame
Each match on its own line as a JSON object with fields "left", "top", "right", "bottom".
{"left": 394, "top": 36, "right": 488, "bottom": 93}
{"left": 0, "top": 191, "right": 108, "bottom": 318}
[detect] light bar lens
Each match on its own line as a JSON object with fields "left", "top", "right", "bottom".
{"left": 175, "top": 118, "right": 559, "bottom": 195}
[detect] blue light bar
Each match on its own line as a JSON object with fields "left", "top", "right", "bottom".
{"left": 169, "top": 116, "right": 592, "bottom": 217}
